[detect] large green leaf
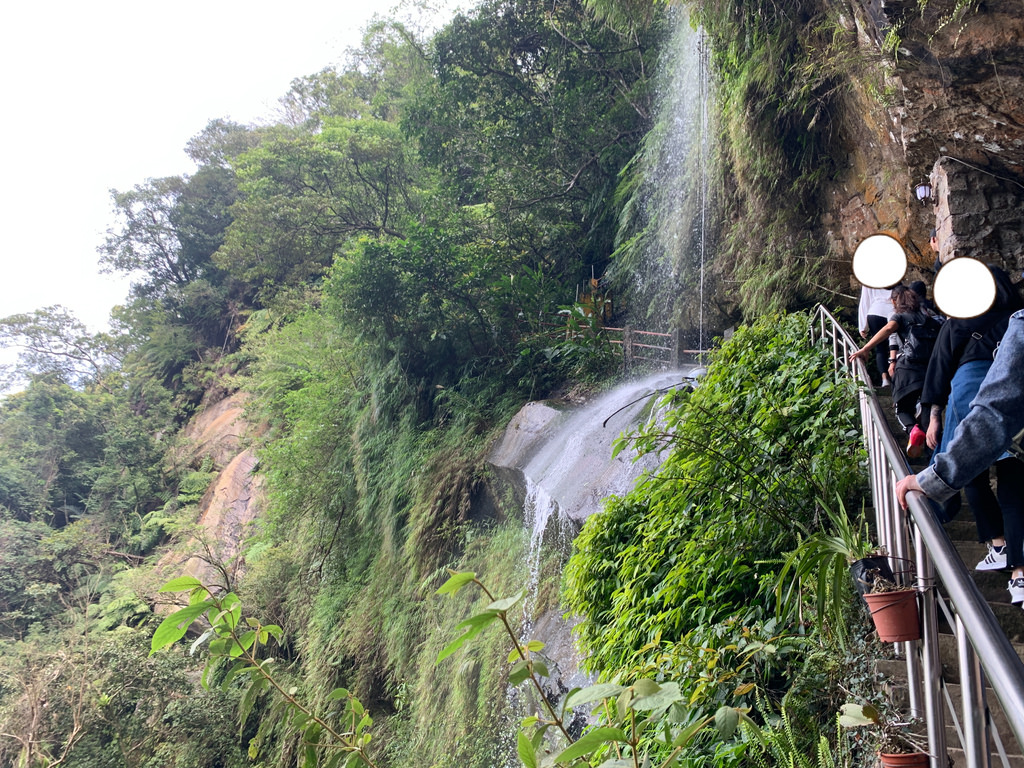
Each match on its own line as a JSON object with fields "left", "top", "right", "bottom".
{"left": 436, "top": 571, "right": 477, "bottom": 595}
{"left": 554, "top": 727, "right": 629, "bottom": 763}
{"left": 563, "top": 683, "right": 626, "bottom": 711}
{"left": 158, "top": 576, "right": 204, "bottom": 593}
{"left": 150, "top": 602, "right": 210, "bottom": 653}
{"left": 517, "top": 730, "right": 537, "bottom": 768}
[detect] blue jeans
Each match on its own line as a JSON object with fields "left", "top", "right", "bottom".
{"left": 935, "top": 361, "right": 1006, "bottom": 545}
{"left": 921, "top": 309, "right": 1024, "bottom": 498}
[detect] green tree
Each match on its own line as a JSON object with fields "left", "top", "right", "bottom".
{"left": 278, "top": 21, "right": 431, "bottom": 127}
{"left": 99, "top": 163, "right": 241, "bottom": 386}
{"left": 216, "top": 118, "right": 425, "bottom": 296}
{"left": 0, "top": 375, "right": 107, "bottom": 524}
{"left": 0, "top": 306, "right": 118, "bottom": 388}
{"left": 100, "top": 166, "right": 237, "bottom": 300}
{"left": 407, "top": 0, "right": 664, "bottom": 275}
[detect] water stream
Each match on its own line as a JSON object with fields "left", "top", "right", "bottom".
{"left": 494, "top": 368, "right": 699, "bottom": 764}
{"left": 493, "top": 10, "right": 716, "bottom": 762}
{"left": 615, "top": 9, "right": 716, "bottom": 341}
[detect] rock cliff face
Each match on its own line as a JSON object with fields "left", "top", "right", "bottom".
{"left": 158, "top": 393, "right": 262, "bottom": 591}
{"left": 822, "top": 0, "right": 1024, "bottom": 282}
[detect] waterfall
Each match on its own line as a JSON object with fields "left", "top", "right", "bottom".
{"left": 612, "top": 10, "right": 716, "bottom": 346}
{"left": 652, "top": 12, "right": 715, "bottom": 343}
{"left": 489, "top": 368, "right": 701, "bottom": 765}
{"left": 486, "top": 14, "right": 717, "bottom": 759}
{"left": 513, "top": 370, "right": 686, "bottom": 633}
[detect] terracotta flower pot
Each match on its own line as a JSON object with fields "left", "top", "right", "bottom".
{"left": 879, "top": 751, "right": 929, "bottom": 768}
{"left": 863, "top": 589, "right": 920, "bottom": 642}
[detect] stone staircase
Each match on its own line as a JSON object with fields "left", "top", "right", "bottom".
{"left": 873, "top": 391, "right": 1024, "bottom": 766}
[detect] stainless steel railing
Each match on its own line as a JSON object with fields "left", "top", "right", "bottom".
{"left": 811, "top": 304, "right": 1024, "bottom": 768}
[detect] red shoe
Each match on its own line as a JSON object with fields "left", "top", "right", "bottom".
{"left": 907, "top": 425, "right": 926, "bottom": 458}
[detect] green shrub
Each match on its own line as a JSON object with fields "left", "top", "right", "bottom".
{"left": 564, "top": 311, "right": 864, "bottom": 681}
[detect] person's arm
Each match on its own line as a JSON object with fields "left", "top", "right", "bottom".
{"left": 926, "top": 405, "right": 942, "bottom": 449}
{"left": 850, "top": 319, "right": 898, "bottom": 362}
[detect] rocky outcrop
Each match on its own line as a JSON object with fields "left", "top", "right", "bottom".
{"left": 931, "top": 157, "right": 1024, "bottom": 268}
{"left": 157, "top": 394, "right": 263, "bottom": 593}
{"left": 824, "top": 0, "right": 1024, "bottom": 281}
{"left": 173, "top": 449, "right": 263, "bottom": 591}
{"left": 176, "top": 393, "right": 249, "bottom": 470}
{"left": 486, "top": 400, "right": 564, "bottom": 517}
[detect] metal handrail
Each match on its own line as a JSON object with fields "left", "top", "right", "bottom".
{"left": 810, "top": 305, "right": 1024, "bottom": 768}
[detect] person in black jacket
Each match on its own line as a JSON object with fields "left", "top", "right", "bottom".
{"left": 851, "top": 285, "right": 939, "bottom": 448}
{"left": 920, "top": 266, "right": 1024, "bottom": 587}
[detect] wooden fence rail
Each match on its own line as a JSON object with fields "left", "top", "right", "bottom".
{"left": 533, "top": 317, "right": 707, "bottom": 369}
{"left": 604, "top": 326, "right": 705, "bottom": 369}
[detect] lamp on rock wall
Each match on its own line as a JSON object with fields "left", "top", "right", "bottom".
{"left": 915, "top": 182, "right": 932, "bottom": 204}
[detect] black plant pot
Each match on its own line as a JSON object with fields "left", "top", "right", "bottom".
{"left": 850, "top": 556, "right": 895, "bottom": 600}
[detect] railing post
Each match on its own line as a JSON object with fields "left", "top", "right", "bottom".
{"left": 957, "top": 615, "right": 989, "bottom": 768}
{"left": 916, "top": 533, "right": 946, "bottom": 766}
{"left": 671, "top": 328, "right": 685, "bottom": 368}
{"left": 811, "top": 302, "right": 1024, "bottom": 768}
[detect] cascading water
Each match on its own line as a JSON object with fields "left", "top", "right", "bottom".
{"left": 488, "top": 368, "right": 700, "bottom": 764}
{"left": 610, "top": 9, "right": 716, "bottom": 346}
{"left": 487, "top": 13, "right": 717, "bottom": 761}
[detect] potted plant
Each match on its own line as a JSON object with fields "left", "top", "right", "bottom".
{"left": 840, "top": 702, "right": 930, "bottom": 767}
{"left": 775, "top": 497, "right": 893, "bottom": 640}
{"left": 862, "top": 573, "right": 920, "bottom": 643}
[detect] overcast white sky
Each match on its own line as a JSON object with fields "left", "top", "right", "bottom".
{"left": 0, "top": 0, "right": 451, "bottom": 333}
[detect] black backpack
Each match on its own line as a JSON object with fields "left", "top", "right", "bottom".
{"left": 899, "top": 315, "right": 942, "bottom": 365}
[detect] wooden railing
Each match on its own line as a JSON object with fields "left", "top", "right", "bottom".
{"left": 533, "top": 314, "right": 708, "bottom": 369}
{"left": 603, "top": 326, "right": 705, "bottom": 369}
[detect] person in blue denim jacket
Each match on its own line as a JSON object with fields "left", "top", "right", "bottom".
{"left": 897, "top": 308, "right": 1024, "bottom": 604}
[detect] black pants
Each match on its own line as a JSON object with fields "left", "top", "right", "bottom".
{"left": 867, "top": 314, "right": 890, "bottom": 384}
{"left": 894, "top": 390, "right": 929, "bottom": 435}
{"left": 995, "top": 458, "right": 1024, "bottom": 570}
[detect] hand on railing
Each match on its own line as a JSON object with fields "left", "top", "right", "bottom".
{"left": 895, "top": 474, "right": 922, "bottom": 510}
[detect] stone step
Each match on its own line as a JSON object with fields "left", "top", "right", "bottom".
{"left": 944, "top": 518, "right": 983, "bottom": 542}
{"left": 873, "top": 660, "right": 1024, "bottom": 763}
{"left": 949, "top": 748, "right": 1024, "bottom": 768}
{"left": 965, "top": 569, "right": 1020, "bottom": 606}
{"left": 944, "top": 682, "right": 1024, "bottom": 752}
{"left": 877, "top": 634, "right": 1024, "bottom": 689}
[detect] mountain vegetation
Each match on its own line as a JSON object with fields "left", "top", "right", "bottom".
{"left": 0, "top": 0, "right": 960, "bottom": 765}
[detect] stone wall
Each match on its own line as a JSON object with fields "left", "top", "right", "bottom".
{"left": 821, "top": 0, "right": 1024, "bottom": 289}
{"left": 931, "top": 157, "right": 1024, "bottom": 272}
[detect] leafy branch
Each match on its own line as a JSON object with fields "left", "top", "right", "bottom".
{"left": 150, "top": 576, "right": 379, "bottom": 768}
{"left": 435, "top": 570, "right": 757, "bottom": 767}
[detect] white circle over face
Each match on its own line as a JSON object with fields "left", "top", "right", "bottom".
{"left": 852, "top": 234, "right": 907, "bottom": 288}
{"left": 934, "top": 258, "right": 996, "bottom": 318}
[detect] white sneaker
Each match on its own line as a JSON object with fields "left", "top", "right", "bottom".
{"left": 977, "top": 543, "right": 1008, "bottom": 571}
{"left": 1009, "top": 577, "right": 1024, "bottom": 605}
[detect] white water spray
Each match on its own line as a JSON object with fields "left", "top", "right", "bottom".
{"left": 490, "top": 369, "right": 699, "bottom": 765}
{"left": 618, "top": 10, "right": 715, "bottom": 346}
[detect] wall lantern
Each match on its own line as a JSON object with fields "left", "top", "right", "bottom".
{"left": 915, "top": 183, "right": 932, "bottom": 204}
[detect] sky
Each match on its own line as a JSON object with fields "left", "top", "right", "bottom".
{"left": 0, "top": 0, "right": 449, "bottom": 333}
